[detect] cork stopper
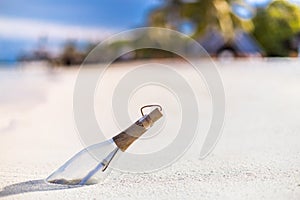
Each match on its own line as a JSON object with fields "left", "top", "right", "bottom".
{"left": 113, "top": 108, "right": 163, "bottom": 151}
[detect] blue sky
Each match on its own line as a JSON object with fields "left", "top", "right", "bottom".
{"left": 0, "top": 0, "right": 162, "bottom": 62}
{"left": 0, "top": 0, "right": 162, "bottom": 29}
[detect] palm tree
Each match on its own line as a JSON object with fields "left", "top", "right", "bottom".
{"left": 148, "top": 0, "right": 253, "bottom": 43}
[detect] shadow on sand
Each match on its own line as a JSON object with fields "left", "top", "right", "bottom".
{"left": 0, "top": 179, "right": 80, "bottom": 198}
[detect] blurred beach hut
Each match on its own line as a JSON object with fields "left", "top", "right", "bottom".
{"left": 198, "top": 29, "right": 263, "bottom": 58}
{"left": 291, "top": 32, "right": 300, "bottom": 57}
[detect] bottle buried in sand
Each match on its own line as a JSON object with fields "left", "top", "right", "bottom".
{"left": 46, "top": 106, "right": 163, "bottom": 186}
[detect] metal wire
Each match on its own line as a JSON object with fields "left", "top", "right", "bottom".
{"left": 140, "top": 104, "right": 162, "bottom": 116}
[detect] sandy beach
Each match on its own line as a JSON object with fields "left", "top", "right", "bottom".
{"left": 1, "top": 59, "right": 300, "bottom": 199}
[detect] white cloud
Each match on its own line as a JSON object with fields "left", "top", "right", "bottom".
{"left": 0, "top": 17, "right": 117, "bottom": 42}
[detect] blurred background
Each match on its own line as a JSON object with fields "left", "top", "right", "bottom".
{"left": 0, "top": 0, "right": 300, "bottom": 66}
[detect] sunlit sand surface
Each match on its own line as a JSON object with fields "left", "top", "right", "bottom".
{"left": 0, "top": 59, "right": 300, "bottom": 199}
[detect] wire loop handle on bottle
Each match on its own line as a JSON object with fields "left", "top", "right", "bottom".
{"left": 140, "top": 104, "right": 162, "bottom": 116}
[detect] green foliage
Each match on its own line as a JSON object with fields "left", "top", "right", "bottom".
{"left": 148, "top": 0, "right": 300, "bottom": 57}
{"left": 252, "top": 0, "right": 300, "bottom": 56}
{"left": 149, "top": 0, "right": 250, "bottom": 42}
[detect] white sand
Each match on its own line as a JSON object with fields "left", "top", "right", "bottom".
{"left": 0, "top": 59, "right": 300, "bottom": 199}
